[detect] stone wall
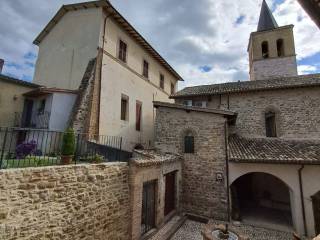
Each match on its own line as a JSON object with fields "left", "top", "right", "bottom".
{"left": 251, "top": 56, "right": 297, "bottom": 80}
{"left": 0, "top": 163, "right": 130, "bottom": 240}
{"left": 177, "top": 86, "right": 320, "bottom": 139}
{"left": 155, "top": 106, "right": 229, "bottom": 220}
{"left": 221, "top": 87, "right": 320, "bottom": 139}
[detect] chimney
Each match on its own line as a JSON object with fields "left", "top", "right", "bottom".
{"left": 0, "top": 59, "right": 4, "bottom": 74}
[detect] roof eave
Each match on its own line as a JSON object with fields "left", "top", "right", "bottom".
{"left": 33, "top": 0, "right": 183, "bottom": 81}
{"left": 229, "top": 158, "right": 320, "bottom": 165}
{"left": 153, "top": 101, "right": 236, "bottom": 116}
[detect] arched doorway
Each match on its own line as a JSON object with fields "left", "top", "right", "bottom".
{"left": 230, "top": 172, "right": 293, "bottom": 231}
{"left": 312, "top": 191, "right": 320, "bottom": 235}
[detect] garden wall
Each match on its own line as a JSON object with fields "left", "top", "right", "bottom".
{"left": 0, "top": 163, "right": 130, "bottom": 240}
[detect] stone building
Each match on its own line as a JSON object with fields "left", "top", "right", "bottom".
{"left": 0, "top": 74, "right": 39, "bottom": 128}
{"left": 157, "top": 1, "right": 320, "bottom": 238}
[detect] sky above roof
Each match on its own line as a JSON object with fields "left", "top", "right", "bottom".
{"left": 0, "top": 0, "right": 319, "bottom": 89}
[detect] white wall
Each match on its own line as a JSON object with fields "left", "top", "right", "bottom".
{"left": 229, "top": 163, "right": 320, "bottom": 237}
{"left": 49, "top": 92, "right": 77, "bottom": 131}
{"left": 33, "top": 8, "right": 103, "bottom": 90}
{"left": 99, "top": 17, "right": 179, "bottom": 150}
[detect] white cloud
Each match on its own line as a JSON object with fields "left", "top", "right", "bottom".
{"left": 298, "top": 65, "right": 317, "bottom": 75}
{"left": 0, "top": 0, "right": 319, "bottom": 89}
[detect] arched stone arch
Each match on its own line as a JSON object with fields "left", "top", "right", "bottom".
{"left": 230, "top": 169, "right": 294, "bottom": 191}
{"left": 230, "top": 171, "right": 292, "bottom": 192}
{"left": 230, "top": 171, "right": 294, "bottom": 230}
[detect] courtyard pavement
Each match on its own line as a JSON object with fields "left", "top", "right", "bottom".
{"left": 171, "top": 219, "right": 296, "bottom": 240}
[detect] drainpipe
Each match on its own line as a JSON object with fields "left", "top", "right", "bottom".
{"left": 224, "top": 121, "right": 230, "bottom": 222}
{"left": 298, "top": 164, "right": 307, "bottom": 236}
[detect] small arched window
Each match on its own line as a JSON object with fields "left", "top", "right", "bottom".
{"left": 265, "top": 111, "right": 277, "bottom": 137}
{"left": 277, "top": 39, "right": 285, "bottom": 57}
{"left": 261, "top": 41, "right": 269, "bottom": 59}
{"left": 184, "top": 132, "right": 194, "bottom": 153}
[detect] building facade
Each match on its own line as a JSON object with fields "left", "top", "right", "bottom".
{"left": 0, "top": 74, "right": 39, "bottom": 128}
{"left": 32, "top": 1, "right": 183, "bottom": 150}
{"left": 166, "top": 1, "right": 320, "bottom": 237}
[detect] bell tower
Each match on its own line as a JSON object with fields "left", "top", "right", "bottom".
{"left": 248, "top": 0, "right": 298, "bottom": 81}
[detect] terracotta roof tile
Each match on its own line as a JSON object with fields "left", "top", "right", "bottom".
{"left": 0, "top": 74, "right": 40, "bottom": 88}
{"left": 171, "top": 74, "right": 320, "bottom": 98}
{"left": 131, "top": 149, "right": 182, "bottom": 167}
{"left": 229, "top": 135, "right": 320, "bottom": 164}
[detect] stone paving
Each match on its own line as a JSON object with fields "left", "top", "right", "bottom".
{"left": 171, "top": 219, "right": 296, "bottom": 240}
{"left": 150, "top": 215, "right": 182, "bottom": 240}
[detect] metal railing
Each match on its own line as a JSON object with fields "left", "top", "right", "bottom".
{"left": 0, "top": 127, "right": 132, "bottom": 169}
{"left": 14, "top": 111, "right": 51, "bottom": 129}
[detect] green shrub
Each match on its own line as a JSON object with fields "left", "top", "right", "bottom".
{"left": 61, "top": 128, "right": 75, "bottom": 156}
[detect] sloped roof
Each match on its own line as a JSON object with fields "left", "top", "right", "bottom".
{"left": 0, "top": 74, "right": 40, "bottom": 88}
{"left": 33, "top": 0, "right": 183, "bottom": 81}
{"left": 257, "top": 0, "right": 278, "bottom": 32}
{"left": 171, "top": 74, "right": 320, "bottom": 98}
{"left": 23, "top": 87, "right": 78, "bottom": 97}
{"left": 153, "top": 101, "right": 236, "bottom": 116}
{"left": 229, "top": 135, "right": 320, "bottom": 165}
{"left": 131, "top": 149, "right": 182, "bottom": 167}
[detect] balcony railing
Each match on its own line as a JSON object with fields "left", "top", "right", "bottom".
{"left": 14, "top": 111, "right": 50, "bottom": 129}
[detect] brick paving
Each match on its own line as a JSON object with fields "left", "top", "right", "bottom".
{"left": 171, "top": 219, "right": 297, "bottom": 240}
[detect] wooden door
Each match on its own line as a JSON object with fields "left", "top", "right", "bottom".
{"left": 312, "top": 191, "right": 320, "bottom": 235}
{"left": 164, "top": 171, "right": 176, "bottom": 216}
{"left": 141, "top": 180, "right": 156, "bottom": 235}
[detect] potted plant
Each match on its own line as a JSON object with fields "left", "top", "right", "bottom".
{"left": 61, "top": 128, "right": 75, "bottom": 164}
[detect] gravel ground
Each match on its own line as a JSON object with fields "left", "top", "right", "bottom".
{"left": 171, "top": 219, "right": 297, "bottom": 240}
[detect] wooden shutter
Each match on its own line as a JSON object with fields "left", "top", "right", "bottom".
{"left": 160, "top": 74, "right": 164, "bottom": 89}
{"left": 121, "top": 98, "right": 127, "bottom": 120}
{"left": 119, "top": 40, "right": 127, "bottom": 62}
{"left": 136, "top": 102, "right": 142, "bottom": 131}
{"left": 184, "top": 135, "right": 194, "bottom": 153}
{"left": 143, "top": 60, "right": 149, "bottom": 78}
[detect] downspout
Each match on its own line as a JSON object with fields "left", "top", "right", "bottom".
{"left": 96, "top": 12, "right": 111, "bottom": 136}
{"left": 298, "top": 164, "right": 307, "bottom": 236}
{"left": 224, "top": 120, "right": 230, "bottom": 222}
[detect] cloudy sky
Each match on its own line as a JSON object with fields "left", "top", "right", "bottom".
{"left": 0, "top": 0, "right": 320, "bottom": 89}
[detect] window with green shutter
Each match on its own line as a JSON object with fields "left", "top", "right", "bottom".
{"left": 184, "top": 135, "right": 194, "bottom": 153}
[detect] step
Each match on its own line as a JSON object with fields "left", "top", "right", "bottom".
{"left": 149, "top": 215, "right": 187, "bottom": 240}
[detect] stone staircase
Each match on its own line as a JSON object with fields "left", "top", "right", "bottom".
{"left": 149, "top": 215, "right": 187, "bottom": 240}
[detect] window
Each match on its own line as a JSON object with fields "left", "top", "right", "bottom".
{"left": 261, "top": 41, "right": 269, "bottom": 59}
{"left": 143, "top": 60, "right": 149, "bottom": 78}
{"left": 265, "top": 111, "right": 277, "bottom": 137}
{"left": 171, "top": 83, "right": 175, "bottom": 95}
{"left": 160, "top": 74, "right": 164, "bottom": 90}
{"left": 118, "top": 39, "right": 127, "bottom": 62}
{"left": 193, "top": 101, "right": 207, "bottom": 108}
{"left": 38, "top": 99, "right": 46, "bottom": 114}
{"left": 121, "top": 95, "right": 129, "bottom": 121}
{"left": 184, "top": 132, "right": 194, "bottom": 153}
{"left": 277, "top": 39, "right": 284, "bottom": 57}
{"left": 136, "top": 101, "right": 142, "bottom": 131}
{"left": 183, "top": 100, "right": 192, "bottom": 106}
